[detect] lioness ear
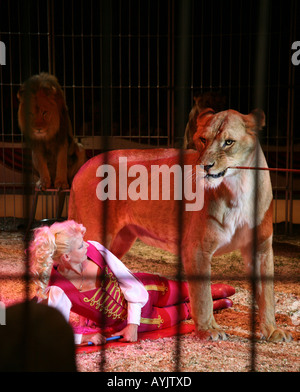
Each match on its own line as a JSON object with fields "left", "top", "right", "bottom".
{"left": 243, "top": 108, "right": 265, "bottom": 132}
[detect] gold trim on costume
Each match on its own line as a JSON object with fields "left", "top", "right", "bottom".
{"left": 83, "top": 267, "right": 127, "bottom": 321}
{"left": 140, "top": 315, "right": 164, "bottom": 328}
{"left": 143, "top": 283, "right": 168, "bottom": 295}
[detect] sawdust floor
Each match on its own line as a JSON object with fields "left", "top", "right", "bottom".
{"left": 0, "top": 226, "right": 299, "bottom": 372}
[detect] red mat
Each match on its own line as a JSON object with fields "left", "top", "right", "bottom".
{"left": 76, "top": 297, "right": 233, "bottom": 354}
{"left": 76, "top": 322, "right": 195, "bottom": 354}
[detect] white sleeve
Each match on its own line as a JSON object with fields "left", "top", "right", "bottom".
{"left": 42, "top": 285, "right": 83, "bottom": 344}
{"left": 127, "top": 302, "right": 142, "bottom": 325}
{"left": 88, "top": 241, "right": 149, "bottom": 325}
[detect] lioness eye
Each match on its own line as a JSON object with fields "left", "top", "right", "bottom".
{"left": 224, "top": 139, "right": 234, "bottom": 146}
{"left": 42, "top": 111, "right": 48, "bottom": 119}
{"left": 200, "top": 137, "right": 206, "bottom": 144}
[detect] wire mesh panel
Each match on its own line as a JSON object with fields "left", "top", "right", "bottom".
{"left": 0, "top": 0, "right": 299, "bottom": 373}
{"left": 1, "top": 0, "right": 299, "bottom": 229}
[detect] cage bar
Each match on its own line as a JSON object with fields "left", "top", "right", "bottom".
{"left": 0, "top": 0, "right": 299, "bottom": 373}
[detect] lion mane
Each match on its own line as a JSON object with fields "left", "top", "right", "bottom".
{"left": 17, "top": 72, "right": 86, "bottom": 190}
{"left": 183, "top": 91, "right": 226, "bottom": 149}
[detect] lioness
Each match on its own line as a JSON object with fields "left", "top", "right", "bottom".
{"left": 18, "top": 73, "right": 86, "bottom": 190}
{"left": 68, "top": 109, "right": 291, "bottom": 342}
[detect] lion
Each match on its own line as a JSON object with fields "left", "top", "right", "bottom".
{"left": 68, "top": 108, "right": 291, "bottom": 342}
{"left": 17, "top": 72, "right": 86, "bottom": 190}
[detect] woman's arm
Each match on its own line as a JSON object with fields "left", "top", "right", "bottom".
{"left": 46, "top": 285, "right": 72, "bottom": 321}
{"left": 111, "top": 323, "right": 138, "bottom": 342}
{"left": 42, "top": 286, "right": 106, "bottom": 345}
{"left": 81, "top": 332, "right": 106, "bottom": 345}
{"left": 43, "top": 286, "right": 83, "bottom": 344}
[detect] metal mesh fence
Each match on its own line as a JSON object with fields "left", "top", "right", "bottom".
{"left": 1, "top": 0, "right": 299, "bottom": 230}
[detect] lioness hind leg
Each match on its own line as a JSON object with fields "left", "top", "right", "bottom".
{"left": 109, "top": 226, "right": 137, "bottom": 260}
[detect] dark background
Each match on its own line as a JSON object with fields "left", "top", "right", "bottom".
{"left": 1, "top": 0, "right": 299, "bottom": 148}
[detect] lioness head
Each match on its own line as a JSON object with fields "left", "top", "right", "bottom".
{"left": 192, "top": 108, "right": 265, "bottom": 188}
{"left": 17, "top": 73, "right": 67, "bottom": 142}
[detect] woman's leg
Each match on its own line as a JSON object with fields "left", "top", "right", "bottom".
{"left": 134, "top": 272, "right": 189, "bottom": 307}
{"left": 138, "top": 298, "right": 234, "bottom": 334}
{"left": 134, "top": 273, "right": 235, "bottom": 308}
{"left": 138, "top": 302, "right": 191, "bottom": 333}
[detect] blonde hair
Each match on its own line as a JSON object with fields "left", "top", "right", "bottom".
{"left": 29, "top": 220, "right": 86, "bottom": 299}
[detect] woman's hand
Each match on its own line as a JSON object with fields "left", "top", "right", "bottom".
{"left": 81, "top": 332, "right": 106, "bottom": 346}
{"left": 112, "top": 324, "right": 138, "bottom": 342}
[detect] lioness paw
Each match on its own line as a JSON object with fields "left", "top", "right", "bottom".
{"left": 195, "top": 328, "right": 227, "bottom": 341}
{"left": 261, "top": 324, "right": 293, "bottom": 342}
{"left": 266, "top": 328, "right": 292, "bottom": 342}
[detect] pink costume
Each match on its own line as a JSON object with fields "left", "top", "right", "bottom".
{"left": 45, "top": 241, "right": 235, "bottom": 343}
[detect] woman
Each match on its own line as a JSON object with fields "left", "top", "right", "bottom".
{"left": 29, "top": 220, "right": 234, "bottom": 345}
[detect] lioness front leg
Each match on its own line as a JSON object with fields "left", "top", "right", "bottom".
{"left": 242, "top": 238, "right": 292, "bottom": 342}
{"left": 183, "top": 248, "right": 227, "bottom": 340}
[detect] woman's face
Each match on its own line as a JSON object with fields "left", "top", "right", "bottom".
{"left": 66, "top": 234, "right": 88, "bottom": 267}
